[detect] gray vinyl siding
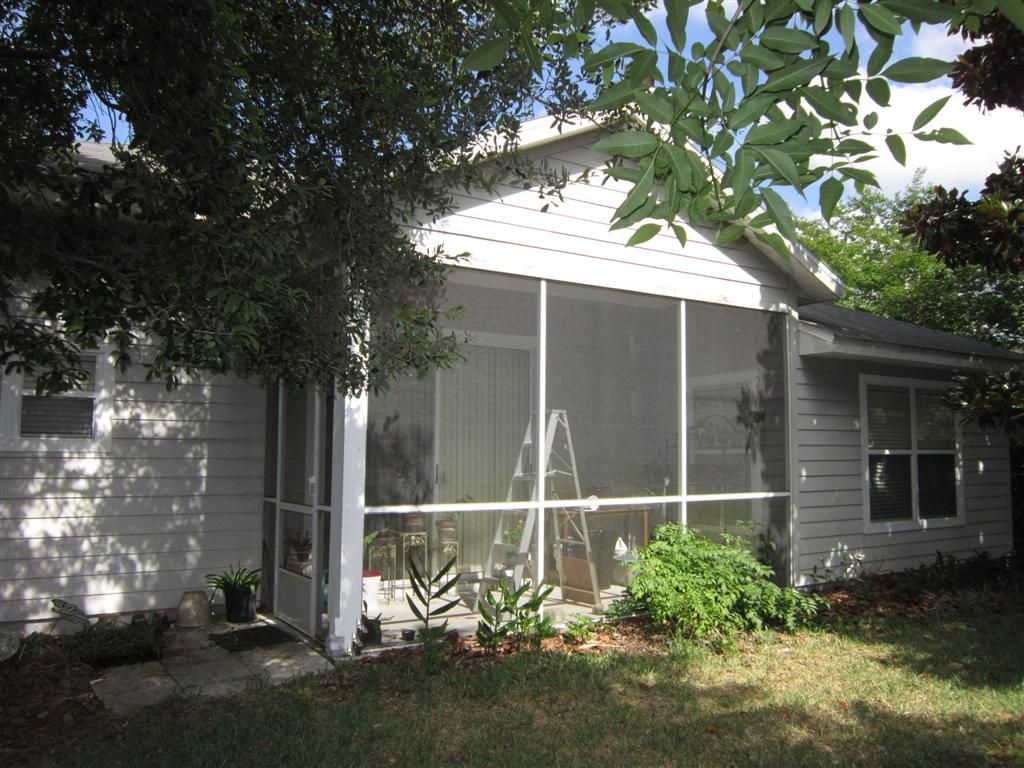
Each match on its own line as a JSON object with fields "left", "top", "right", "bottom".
{"left": 407, "top": 134, "right": 796, "bottom": 312}
{"left": 0, "top": 362, "right": 265, "bottom": 626}
{"left": 794, "top": 356, "right": 1013, "bottom": 582}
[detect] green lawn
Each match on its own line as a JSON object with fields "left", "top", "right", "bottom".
{"left": 57, "top": 595, "right": 1024, "bottom": 768}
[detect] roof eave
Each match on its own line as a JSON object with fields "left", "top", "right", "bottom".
{"left": 799, "top": 323, "right": 1020, "bottom": 371}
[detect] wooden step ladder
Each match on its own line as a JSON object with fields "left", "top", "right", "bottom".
{"left": 474, "top": 410, "right": 601, "bottom": 610}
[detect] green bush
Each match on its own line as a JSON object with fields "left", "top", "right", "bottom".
{"left": 71, "top": 619, "right": 166, "bottom": 667}
{"left": 620, "top": 524, "right": 827, "bottom": 642}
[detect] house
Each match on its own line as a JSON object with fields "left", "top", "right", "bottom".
{"left": 1, "top": 116, "right": 1018, "bottom": 655}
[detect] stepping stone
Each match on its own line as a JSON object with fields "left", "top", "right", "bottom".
{"left": 91, "top": 661, "right": 179, "bottom": 717}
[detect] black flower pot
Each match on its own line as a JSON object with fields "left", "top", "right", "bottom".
{"left": 223, "top": 586, "right": 256, "bottom": 623}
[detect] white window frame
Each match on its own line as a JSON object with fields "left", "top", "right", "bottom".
{"left": 860, "top": 375, "right": 965, "bottom": 534}
{"left": 0, "top": 349, "right": 114, "bottom": 453}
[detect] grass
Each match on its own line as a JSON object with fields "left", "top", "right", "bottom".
{"left": 49, "top": 593, "right": 1024, "bottom": 768}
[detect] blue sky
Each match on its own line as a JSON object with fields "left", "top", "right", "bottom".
{"left": 605, "top": 1, "right": 1024, "bottom": 217}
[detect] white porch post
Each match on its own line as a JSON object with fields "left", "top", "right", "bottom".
{"left": 326, "top": 389, "right": 368, "bottom": 657}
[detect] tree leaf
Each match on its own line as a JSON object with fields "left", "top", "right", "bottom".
{"left": 813, "top": 0, "right": 833, "bottom": 35}
{"left": 746, "top": 118, "right": 801, "bottom": 145}
{"left": 665, "top": 143, "right": 693, "bottom": 191}
{"left": 636, "top": 91, "right": 675, "bottom": 125}
{"left": 593, "top": 130, "right": 659, "bottom": 158}
{"left": 867, "top": 37, "right": 894, "bottom": 77}
{"left": 740, "top": 44, "right": 786, "bottom": 72}
{"left": 597, "top": 0, "right": 632, "bottom": 21}
{"left": 613, "top": 157, "right": 656, "bottom": 220}
{"left": 631, "top": 9, "right": 659, "bottom": 47}
{"left": 997, "top": 0, "right": 1024, "bottom": 32}
{"left": 761, "top": 186, "right": 800, "bottom": 244}
{"left": 589, "top": 79, "right": 638, "bottom": 111}
{"left": 716, "top": 223, "right": 747, "bottom": 245}
{"left": 755, "top": 230, "right": 794, "bottom": 259}
{"left": 752, "top": 146, "right": 804, "bottom": 191}
{"left": 802, "top": 87, "right": 857, "bottom": 126}
{"left": 915, "top": 127, "right": 972, "bottom": 145}
{"left": 865, "top": 77, "right": 891, "bottom": 107}
{"left": 610, "top": 191, "right": 657, "bottom": 230}
{"left": 463, "top": 37, "right": 510, "bottom": 72}
{"left": 759, "top": 26, "right": 821, "bottom": 54}
{"left": 859, "top": 3, "right": 904, "bottom": 36}
{"left": 664, "top": 0, "right": 689, "bottom": 51}
{"left": 626, "top": 222, "right": 661, "bottom": 246}
{"left": 882, "top": 57, "right": 952, "bottom": 83}
{"left": 761, "top": 57, "right": 830, "bottom": 92}
{"left": 879, "top": 0, "right": 957, "bottom": 23}
{"left": 819, "top": 176, "right": 844, "bottom": 221}
{"left": 912, "top": 95, "right": 951, "bottom": 130}
{"left": 837, "top": 4, "right": 856, "bottom": 55}
{"left": 729, "top": 93, "right": 779, "bottom": 130}
{"left": 838, "top": 166, "right": 880, "bottom": 187}
{"left": 885, "top": 134, "right": 907, "bottom": 165}
{"left": 672, "top": 224, "right": 688, "bottom": 249}
{"left": 583, "top": 41, "right": 646, "bottom": 70}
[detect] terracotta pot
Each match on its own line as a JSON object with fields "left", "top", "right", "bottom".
{"left": 437, "top": 520, "right": 458, "bottom": 543}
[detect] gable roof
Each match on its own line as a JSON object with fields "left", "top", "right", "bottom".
{"left": 516, "top": 115, "right": 843, "bottom": 304}
{"left": 799, "top": 301, "right": 1023, "bottom": 370}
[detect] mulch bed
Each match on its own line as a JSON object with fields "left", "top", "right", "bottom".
{"left": 0, "top": 635, "right": 117, "bottom": 767}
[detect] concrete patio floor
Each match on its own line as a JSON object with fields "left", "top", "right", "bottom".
{"left": 89, "top": 617, "right": 334, "bottom": 717}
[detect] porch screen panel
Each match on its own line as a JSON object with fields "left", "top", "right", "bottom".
{"left": 545, "top": 284, "right": 679, "bottom": 501}
{"left": 686, "top": 304, "right": 787, "bottom": 495}
{"left": 366, "top": 375, "right": 435, "bottom": 506}
{"left": 281, "top": 389, "right": 313, "bottom": 505}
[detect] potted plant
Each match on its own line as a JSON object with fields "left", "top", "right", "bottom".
{"left": 206, "top": 564, "right": 261, "bottom": 623}
{"left": 437, "top": 513, "right": 459, "bottom": 544}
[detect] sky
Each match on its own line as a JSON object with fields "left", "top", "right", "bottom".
{"left": 614, "top": 1, "right": 1024, "bottom": 218}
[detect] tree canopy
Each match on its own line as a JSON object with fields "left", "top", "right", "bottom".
{"left": 0, "top": 0, "right": 596, "bottom": 394}
{"left": 799, "top": 175, "right": 1024, "bottom": 350}
{"left": 5, "top": 0, "right": 1024, "bottom": 394}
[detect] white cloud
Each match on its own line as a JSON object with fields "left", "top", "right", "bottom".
{"left": 860, "top": 82, "right": 1024, "bottom": 196}
{"left": 908, "top": 24, "right": 969, "bottom": 60}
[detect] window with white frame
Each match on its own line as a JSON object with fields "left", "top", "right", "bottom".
{"left": 862, "top": 377, "right": 961, "bottom": 528}
{"left": 0, "top": 352, "right": 113, "bottom": 451}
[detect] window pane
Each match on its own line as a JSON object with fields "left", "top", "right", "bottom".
{"left": 686, "top": 303, "right": 787, "bottom": 494}
{"left": 547, "top": 284, "right": 679, "bottom": 500}
{"left": 867, "top": 386, "right": 911, "bottom": 449}
{"left": 20, "top": 396, "right": 94, "bottom": 437}
{"left": 916, "top": 389, "right": 955, "bottom": 450}
{"left": 918, "top": 455, "right": 957, "bottom": 518}
{"left": 869, "top": 454, "right": 913, "bottom": 521}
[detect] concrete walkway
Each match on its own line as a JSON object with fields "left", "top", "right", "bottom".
{"left": 90, "top": 618, "right": 334, "bottom": 717}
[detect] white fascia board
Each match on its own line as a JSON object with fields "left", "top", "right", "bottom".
{"left": 516, "top": 114, "right": 603, "bottom": 152}
{"left": 798, "top": 322, "right": 1019, "bottom": 371}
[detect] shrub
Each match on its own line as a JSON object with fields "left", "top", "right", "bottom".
{"left": 476, "top": 579, "right": 555, "bottom": 652}
{"left": 71, "top": 619, "right": 166, "bottom": 667}
{"left": 620, "top": 524, "right": 827, "bottom": 642}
